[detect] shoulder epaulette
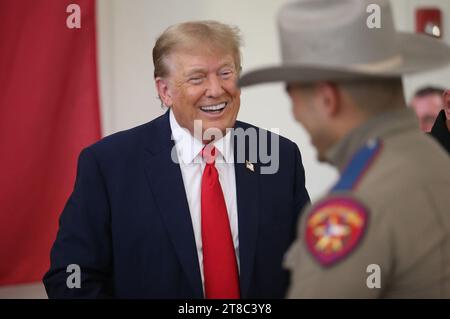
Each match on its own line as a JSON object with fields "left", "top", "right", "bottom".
{"left": 332, "top": 139, "right": 383, "bottom": 192}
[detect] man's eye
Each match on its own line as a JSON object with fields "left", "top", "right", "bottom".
{"left": 220, "top": 71, "right": 233, "bottom": 78}
{"left": 189, "top": 77, "right": 204, "bottom": 84}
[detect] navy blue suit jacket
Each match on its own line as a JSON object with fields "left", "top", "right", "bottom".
{"left": 43, "top": 111, "right": 309, "bottom": 298}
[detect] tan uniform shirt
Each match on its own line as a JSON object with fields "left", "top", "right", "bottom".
{"left": 286, "top": 108, "right": 450, "bottom": 298}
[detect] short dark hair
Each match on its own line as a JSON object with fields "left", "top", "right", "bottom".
{"left": 339, "top": 78, "right": 406, "bottom": 115}
{"left": 413, "top": 86, "right": 445, "bottom": 98}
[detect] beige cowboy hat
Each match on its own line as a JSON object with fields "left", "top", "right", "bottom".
{"left": 239, "top": 0, "right": 450, "bottom": 87}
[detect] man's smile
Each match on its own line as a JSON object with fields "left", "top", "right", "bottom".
{"left": 200, "top": 102, "right": 228, "bottom": 114}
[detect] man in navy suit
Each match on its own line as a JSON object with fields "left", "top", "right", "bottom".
{"left": 43, "top": 21, "right": 309, "bottom": 298}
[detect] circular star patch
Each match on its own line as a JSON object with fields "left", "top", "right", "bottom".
{"left": 305, "top": 197, "right": 368, "bottom": 267}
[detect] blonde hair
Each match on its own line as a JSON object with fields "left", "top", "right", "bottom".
{"left": 152, "top": 20, "right": 243, "bottom": 78}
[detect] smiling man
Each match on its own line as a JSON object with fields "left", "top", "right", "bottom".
{"left": 43, "top": 21, "right": 310, "bottom": 299}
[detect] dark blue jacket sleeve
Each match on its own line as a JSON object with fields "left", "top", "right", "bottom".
{"left": 43, "top": 147, "right": 113, "bottom": 298}
{"left": 293, "top": 143, "right": 310, "bottom": 213}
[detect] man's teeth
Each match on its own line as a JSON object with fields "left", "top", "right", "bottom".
{"left": 200, "top": 103, "right": 227, "bottom": 112}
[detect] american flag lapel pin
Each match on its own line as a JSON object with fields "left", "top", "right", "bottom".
{"left": 245, "top": 160, "right": 254, "bottom": 172}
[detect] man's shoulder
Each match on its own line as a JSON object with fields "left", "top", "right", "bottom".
{"left": 343, "top": 133, "right": 450, "bottom": 204}
{"left": 376, "top": 130, "right": 449, "bottom": 180}
{"left": 86, "top": 112, "right": 168, "bottom": 158}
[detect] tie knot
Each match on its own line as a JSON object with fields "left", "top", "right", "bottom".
{"left": 202, "top": 145, "right": 216, "bottom": 165}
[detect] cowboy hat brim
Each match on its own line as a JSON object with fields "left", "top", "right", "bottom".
{"left": 239, "top": 33, "right": 450, "bottom": 87}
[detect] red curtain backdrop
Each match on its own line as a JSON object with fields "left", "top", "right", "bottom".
{"left": 0, "top": 0, "right": 101, "bottom": 285}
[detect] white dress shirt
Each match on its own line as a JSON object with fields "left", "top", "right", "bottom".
{"left": 169, "top": 110, "right": 240, "bottom": 291}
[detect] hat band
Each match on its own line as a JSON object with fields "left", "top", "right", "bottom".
{"left": 350, "top": 54, "right": 404, "bottom": 73}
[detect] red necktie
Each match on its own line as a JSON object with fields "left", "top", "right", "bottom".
{"left": 201, "top": 145, "right": 240, "bottom": 299}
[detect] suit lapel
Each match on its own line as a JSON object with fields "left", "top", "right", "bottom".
{"left": 233, "top": 127, "right": 260, "bottom": 298}
{"left": 143, "top": 112, "right": 203, "bottom": 298}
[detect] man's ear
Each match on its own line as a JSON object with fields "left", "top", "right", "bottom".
{"left": 155, "top": 77, "right": 173, "bottom": 107}
{"left": 316, "top": 82, "right": 340, "bottom": 117}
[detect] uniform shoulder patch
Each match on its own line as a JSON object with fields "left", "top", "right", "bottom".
{"left": 305, "top": 197, "right": 368, "bottom": 267}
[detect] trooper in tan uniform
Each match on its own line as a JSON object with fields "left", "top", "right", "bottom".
{"left": 239, "top": 0, "right": 450, "bottom": 298}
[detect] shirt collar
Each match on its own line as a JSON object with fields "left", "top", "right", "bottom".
{"left": 169, "top": 109, "right": 234, "bottom": 164}
{"left": 325, "top": 107, "right": 419, "bottom": 171}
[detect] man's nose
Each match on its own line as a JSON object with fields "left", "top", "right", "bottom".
{"left": 205, "top": 75, "right": 225, "bottom": 98}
